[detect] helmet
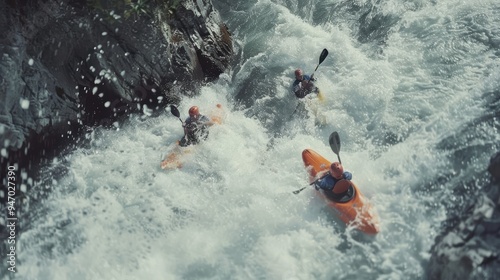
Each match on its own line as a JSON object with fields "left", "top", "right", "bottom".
{"left": 294, "top": 69, "right": 303, "bottom": 78}
{"left": 188, "top": 106, "right": 199, "bottom": 118}
{"left": 330, "top": 162, "right": 344, "bottom": 179}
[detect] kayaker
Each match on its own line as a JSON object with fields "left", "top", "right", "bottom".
{"left": 314, "top": 162, "right": 352, "bottom": 194}
{"left": 179, "top": 106, "right": 214, "bottom": 147}
{"left": 292, "top": 68, "right": 319, "bottom": 98}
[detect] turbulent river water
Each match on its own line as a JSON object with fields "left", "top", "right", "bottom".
{"left": 4, "top": 0, "right": 500, "bottom": 279}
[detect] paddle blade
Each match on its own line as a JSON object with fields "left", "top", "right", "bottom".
{"left": 170, "top": 105, "right": 180, "bottom": 118}
{"left": 312, "top": 49, "right": 329, "bottom": 73}
{"left": 329, "top": 131, "right": 341, "bottom": 155}
{"left": 293, "top": 187, "right": 307, "bottom": 194}
{"left": 317, "top": 90, "right": 325, "bottom": 102}
{"left": 319, "top": 49, "right": 329, "bottom": 64}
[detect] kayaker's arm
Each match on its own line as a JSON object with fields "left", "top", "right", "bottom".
{"left": 314, "top": 178, "right": 328, "bottom": 191}
{"left": 200, "top": 115, "right": 215, "bottom": 127}
{"left": 203, "top": 120, "right": 215, "bottom": 127}
{"left": 301, "top": 75, "right": 315, "bottom": 85}
{"left": 313, "top": 172, "right": 332, "bottom": 191}
{"left": 316, "top": 169, "right": 329, "bottom": 178}
{"left": 293, "top": 172, "right": 329, "bottom": 195}
{"left": 343, "top": 171, "right": 352, "bottom": 180}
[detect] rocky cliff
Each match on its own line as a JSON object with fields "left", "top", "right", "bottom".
{"left": 0, "top": 0, "right": 233, "bottom": 194}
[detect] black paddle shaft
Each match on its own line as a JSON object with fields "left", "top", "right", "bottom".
{"left": 293, "top": 172, "right": 330, "bottom": 194}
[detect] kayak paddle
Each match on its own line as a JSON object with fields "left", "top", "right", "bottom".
{"left": 293, "top": 173, "right": 329, "bottom": 194}
{"left": 292, "top": 186, "right": 307, "bottom": 194}
{"left": 292, "top": 181, "right": 314, "bottom": 194}
{"left": 329, "top": 131, "right": 342, "bottom": 164}
{"left": 170, "top": 105, "right": 184, "bottom": 125}
{"left": 311, "top": 48, "right": 329, "bottom": 78}
{"left": 311, "top": 49, "right": 328, "bottom": 102}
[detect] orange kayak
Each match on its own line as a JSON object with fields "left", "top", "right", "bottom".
{"left": 302, "top": 149, "right": 380, "bottom": 234}
{"left": 161, "top": 104, "right": 224, "bottom": 170}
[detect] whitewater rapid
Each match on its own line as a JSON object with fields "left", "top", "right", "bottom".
{"left": 10, "top": 0, "right": 500, "bottom": 279}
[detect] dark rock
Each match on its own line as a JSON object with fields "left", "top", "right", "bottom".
{"left": 488, "top": 152, "right": 500, "bottom": 181}
{"left": 0, "top": 0, "right": 233, "bottom": 203}
{"left": 427, "top": 154, "right": 500, "bottom": 280}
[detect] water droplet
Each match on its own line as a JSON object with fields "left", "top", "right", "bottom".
{"left": 20, "top": 98, "right": 30, "bottom": 109}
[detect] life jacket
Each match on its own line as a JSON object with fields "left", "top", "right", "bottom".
{"left": 185, "top": 121, "right": 208, "bottom": 143}
{"left": 293, "top": 79, "right": 318, "bottom": 98}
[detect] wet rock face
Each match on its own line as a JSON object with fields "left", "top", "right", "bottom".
{"left": 169, "top": 0, "right": 233, "bottom": 81}
{"left": 488, "top": 152, "right": 500, "bottom": 182}
{"left": 0, "top": 0, "right": 232, "bottom": 186}
{"left": 426, "top": 153, "right": 500, "bottom": 280}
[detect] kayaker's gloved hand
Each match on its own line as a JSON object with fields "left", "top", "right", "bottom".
{"left": 343, "top": 172, "right": 353, "bottom": 180}
{"left": 314, "top": 181, "right": 321, "bottom": 190}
